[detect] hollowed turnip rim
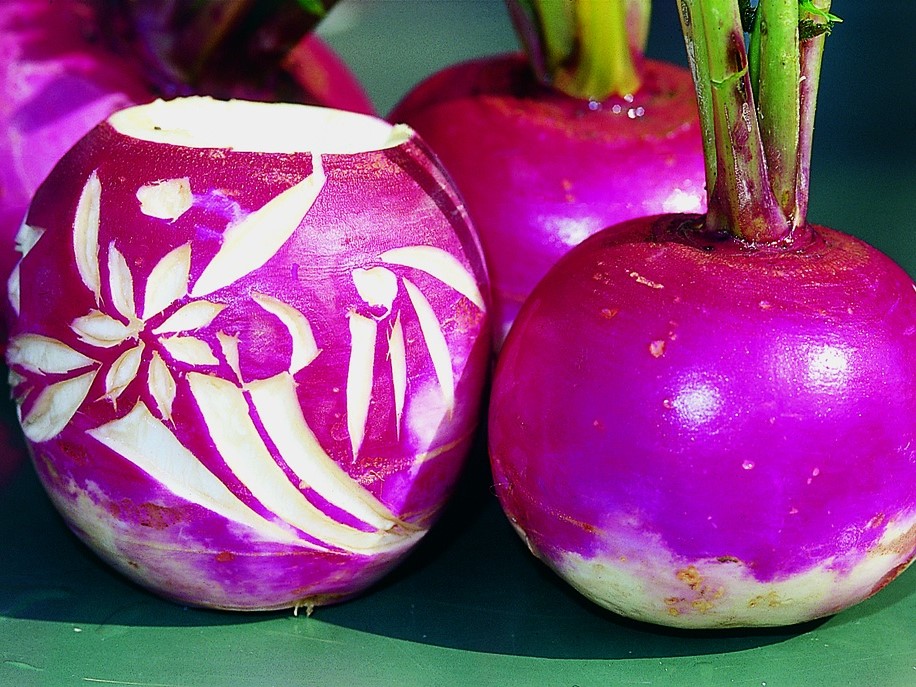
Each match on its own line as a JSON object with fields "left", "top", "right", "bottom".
{"left": 108, "top": 96, "right": 412, "bottom": 154}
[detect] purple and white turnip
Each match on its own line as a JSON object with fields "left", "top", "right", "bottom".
{"left": 390, "top": 0, "right": 707, "bottom": 346}
{"left": 488, "top": 0, "right": 916, "bottom": 628}
{"left": 6, "top": 97, "right": 490, "bottom": 610}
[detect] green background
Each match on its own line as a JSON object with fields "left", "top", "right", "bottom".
{"left": 2, "top": 2, "right": 914, "bottom": 685}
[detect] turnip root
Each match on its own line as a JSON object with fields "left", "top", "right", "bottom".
{"left": 6, "top": 97, "right": 490, "bottom": 610}
{"left": 488, "top": 0, "right": 915, "bottom": 627}
{"left": 390, "top": 0, "right": 706, "bottom": 346}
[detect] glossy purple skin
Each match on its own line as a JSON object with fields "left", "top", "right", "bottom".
{"left": 489, "top": 215, "right": 916, "bottom": 619}
{"left": 390, "top": 54, "right": 707, "bottom": 346}
{"left": 9, "top": 119, "right": 491, "bottom": 610}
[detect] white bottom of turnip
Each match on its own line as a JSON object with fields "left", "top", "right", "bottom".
{"left": 539, "top": 510, "right": 916, "bottom": 628}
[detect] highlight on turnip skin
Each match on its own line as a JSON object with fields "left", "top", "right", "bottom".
{"left": 390, "top": 0, "right": 707, "bottom": 347}
{"left": 488, "top": 0, "right": 916, "bottom": 628}
{"left": 6, "top": 97, "right": 491, "bottom": 611}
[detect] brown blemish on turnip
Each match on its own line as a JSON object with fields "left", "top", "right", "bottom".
{"left": 650, "top": 340, "right": 666, "bottom": 357}
{"left": 716, "top": 555, "right": 741, "bottom": 564}
{"left": 676, "top": 565, "right": 702, "bottom": 590}
{"left": 628, "top": 270, "right": 664, "bottom": 289}
{"left": 747, "top": 590, "right": 782, "bottom": 608}
{"left": 871, "top": 521, "right": 916, "bottom": 557}
{"left": 600, "top": 307, "right": 619, "bottom": 320}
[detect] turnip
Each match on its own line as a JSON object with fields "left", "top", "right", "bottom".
{"left": 5, "top": 97, "right": 491, "bottom": 610}
{"left": 0, "top": 0, "right": 372, "bottom": 328}
{"left": 390, "top": 0, "right": 707, "bottom": 346}
{"left": 488, "top": 0, "right": 916, "bottom": 628}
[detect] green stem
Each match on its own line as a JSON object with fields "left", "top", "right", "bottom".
{"left": 678, "top": 0, "right": 834, "bottom": 243}
{"left": 506, "top": 0, "right": 650, "bottom": 100}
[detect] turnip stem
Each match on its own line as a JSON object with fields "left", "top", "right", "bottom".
{"left": 506, "top": 0, "right": 650, "bottom": 100}
{"left": 678, "top": 0, "right": 835, "bottom": 244}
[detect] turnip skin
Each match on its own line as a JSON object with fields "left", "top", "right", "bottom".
{"left": 390, "top": 54, "right": 706, "bottom": 346}
{"left": 489, "top": 214, "right": 916, "bottom": 628}
{"left": 7, "top": 99, "right": 490, "bottom": 610}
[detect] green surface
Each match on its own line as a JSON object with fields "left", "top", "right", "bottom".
{"left": 3, "top": 2, "right": 915, "bottom": 685}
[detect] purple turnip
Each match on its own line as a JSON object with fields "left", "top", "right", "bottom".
{"left": 488, "top": 0, "right": 915, "bottom": 628}
{"left": 390, "top": 0, "right": 707, "bottom": 346}
{"left": 0, "top": 0, "right": 373, "bottom": 330}
{"left": 5, "top": 97, "right": 491, "bottom": 610}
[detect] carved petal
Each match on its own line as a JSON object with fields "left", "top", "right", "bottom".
{"left": 217, "top": 332, "right": 242, "bottom": 382}
{"left": 71, "top": 310, "right": 138, "bottom": 348}
{"left": 73, "top": 170, "right": 102, "bottom": 301}
{"left": 87, "top": 402, "right": 309, "bottom": 546}
{"left": 403, "top": 279, "right": 455, "bottom": 415}
{"left": 190, "top": 157, "right": 326, "bottom": 298}
{"left": 148, "top": 351, "right": 177, "bottom": 421}
{"left": 346, "top": 312, "right": 376, "bottom": 460}
{"left": 7, "top": 334, "right": 96, "bottom": 374}
{"left": 20, "top": 371, "right": 96, "bottom": 442}
{"left": 107, "top": 244, "right": 136, "bottom": 321}
{"left": 381, "top": 245, "right": 485, "bottom": 310}
{"left": 142, "top": 243, "right": 191, "bottom": 320}
{"left": 152, "top": 300, "right": 225, "bottom": 335}
{"left": 251, "top": 292, "right": 319, "bottom": 374}
{"left": 103, "top": 343, "right": 144, "bottom": 402}
{"left": 159, "top": 335, "right": 218, "bottom": 366}
{"left": 9, "top": 224, "right": 46, "bottom": 313}
{"left": 14, "top": 222, "right": 45, "bottom": 256}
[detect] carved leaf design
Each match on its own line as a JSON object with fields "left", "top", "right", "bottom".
{"left": 143, "top": 243, "right": 191, "bottom": 320}
{"left": 403, "top": 279, "right": 455, "bottom": 414}
{"left": 7, "top": 334, "right": 96, "bottom": 374}
{"left": 346, "top": 312, "right": 377, "bottom": 459}
{"left": 148, "top": 351, "right": 177, "bottom": 421}
{"left": 103, "top": 343, "right": 144, "bottom": 402}
{"left": 73, "top": 170, "right": 102, "bottom": 302}
{"left": 71, "top": 310, "right": 139, "bottom": 348}
{"left": 190, "top": 157, "right": 326, "bottom": 298}
{"left": 107, "top": 244, "right": 137, "bottom": 322}
{"left": 8, "top": 223, "right": 46, "bottom": 316}
{"left": 153, "top": 300, "right": 225, "bottom": 335}
{"left": 387, "top": 313, "right": 407, "bottom": 438}
{"left": 247, "top": 373, "right": 403, "bottom": 531}
{"left": 251, "top": 292, "right": 320, "bottom": 374}
{"left": 159, "top": 336, "right": 218, "bottom": 366}
{"left": 20, "top": 371, "right": 97, "bottom": 442}
{"left": 381, "top": 245, "right": 485, "bottom": 310}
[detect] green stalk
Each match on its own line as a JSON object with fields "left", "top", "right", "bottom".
{"left": 506, "top": 0, "right": 651, "bottom": 100}
{"left": 677, "top": 0, "right": 836, "bottom": 243}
